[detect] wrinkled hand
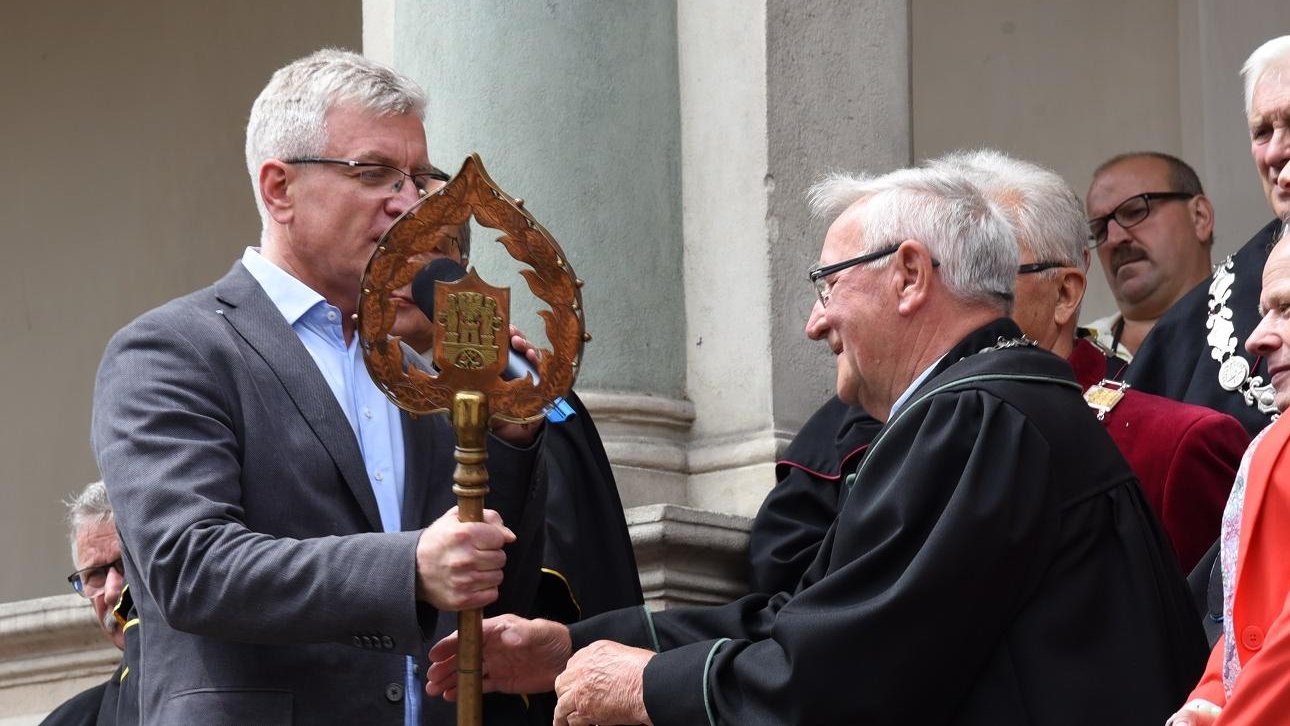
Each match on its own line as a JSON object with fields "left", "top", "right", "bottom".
{"left": 1164, "top": 700, "right": 1222, "bottom": 726}
{"left": 488, "top": 325, "right": 545, "bottom": 446}
{"left": 553, "top": 640, "right": 654, "bottom": 726}
{"left": 426, "top": 614, "right": 572, "bottom": 700}
{"left": 416, "top": 507, "right": 514, "bottom": 611}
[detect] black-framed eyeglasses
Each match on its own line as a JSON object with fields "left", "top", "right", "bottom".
{"left": 1087, "top": 192, "right": 1195, "bottom": 248}
{"left": 808, "top": 244, "right": 941, "bottom": 307}
{"left": 67, "top": 558, "right": 124, "bottom": 598}
{"left": 1017, "top": 261, "right": 1070, "bottom": 275}
{"left": 284, "top": 158, "right": 450, "bottom": 197}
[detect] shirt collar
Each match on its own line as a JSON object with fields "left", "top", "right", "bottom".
{"left": 889, "top": 355, "right": 944, "bottom": 419}
{"left": 241, "top": 247, "right": 329, "bottom": 325}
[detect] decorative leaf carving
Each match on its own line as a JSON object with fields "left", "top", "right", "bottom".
{"left": 357, "top": 154, "right": 585, "bottom": 422}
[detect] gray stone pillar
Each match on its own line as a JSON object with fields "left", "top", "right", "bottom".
{"left": 378, "top": 0, "right": 911, "bottom": 606}
{"left": 388, "top": 0, "right": 694, "bottom": 509}
{"left": 681, "top": 0, "right": 912, "bottom": 517}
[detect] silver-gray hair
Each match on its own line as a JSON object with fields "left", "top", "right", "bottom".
{"left": 807, "top": 165, "right": 1018, "bottom": 312}
{"left": 930, "top": 149, "right": 1088, "bottom": 273}
{"left": 1242, "top": 36, "right": 1290, "bottom": 118}
{"left": 65, "top": 480, "right": 113, "bottom": 565}
{"left": 245, "top": 48, "right": 428, "bottom": 227}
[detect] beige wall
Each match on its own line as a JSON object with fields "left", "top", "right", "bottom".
{"left": 0, "top": 2, "right": 360, "bottom": 604}
{"left": 912, "top": 0, "right": 1289, "bottom": 321}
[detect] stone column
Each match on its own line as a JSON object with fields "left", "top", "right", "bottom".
{"left": 682, "top": 0, "right": 912, "bottom": 519}
{"left": 375, "top": 0, "right": 911, "bottom": 606}
{"left": 386, "top": 0, "right": 694, "bottom": 511}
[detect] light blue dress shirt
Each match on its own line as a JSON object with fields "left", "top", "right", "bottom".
{"left": 243, "top": 248, "right": 422, "bottom": 722}
{"left": 241, "top": 247, "right": 406, "bottom": 533}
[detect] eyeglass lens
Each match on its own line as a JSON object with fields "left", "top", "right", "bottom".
{"left": 70, "top": 559, "right": 123, "bottom": 596}
{"left": 353, "top": 166, "right": 446, "bottom": 195}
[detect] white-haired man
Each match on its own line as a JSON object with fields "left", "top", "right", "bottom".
{"left": 748, "top": 150, "right": 1247, "bottom": 608}
{"left": 91, "top": 49, "right": 545, "bottom": 725}
{"left": 427, "top": 164, "right": 1201, "bottom": 725}
{"left": 40, "top": 482, "right": 129, "bottom": 725}
{"left": 1121, "top": 36, "right": 1290, "bottom": 436}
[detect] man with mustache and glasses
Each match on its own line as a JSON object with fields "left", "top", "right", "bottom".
{"left": 40, "top": 481, "right": 130, "bottom": 726}
{"left": 1106, "top": 37, "right": 1290, "bottom": 438}
{"left": 1083, "top": 152, "right": 1216, "bottom": 365}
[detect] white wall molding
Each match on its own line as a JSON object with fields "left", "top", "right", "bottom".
{"left": 0, "top": 595, "right": 118, "bottom": 722}
{"left": 626, "top": 504, "right": 752, "bottom": 610}
{"left": 579, "top": 391, "right": 695, "bottom": 508}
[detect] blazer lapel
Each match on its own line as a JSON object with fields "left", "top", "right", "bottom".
{"left": 213, "top": 263, "right": 385, "bottom": 531}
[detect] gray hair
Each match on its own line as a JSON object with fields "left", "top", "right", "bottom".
{"left": 807, "top": 165, "right": 1018, "bottom": 312}
{"left": 245, "top": 48, "right": 428, "bottom": 226}
{"left": 932, "top": 149, "right": 1088, "bottom": 273}
{"left": 65, "top": 481, "right": 113, "bottom": 564}
{"left": 1242, "top": 36, "right": 1290, "bottom": 118}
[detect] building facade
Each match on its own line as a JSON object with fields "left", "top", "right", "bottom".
{"left": 2, "top": 0, "right": 1287, "bottom": 721}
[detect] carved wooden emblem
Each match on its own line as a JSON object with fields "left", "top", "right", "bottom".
{"left": 356, "top": 154, "right": 586, "bottom": 423}
{"left": 436, "top": 271, "right": 509, "bottom": 376}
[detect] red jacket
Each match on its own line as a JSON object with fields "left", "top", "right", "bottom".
{"left": 1187, "top": 412, "right": 1290, "bottom": 724}
{"left": 1068, "top": 338, "right": 1249, "bottom": 571}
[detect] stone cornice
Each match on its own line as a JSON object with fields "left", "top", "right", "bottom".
{"left": 626, "top": 504, "right": 751, "bottom": 609}
{"left": 0, "top": 595, "right": 117, "bottom": 689}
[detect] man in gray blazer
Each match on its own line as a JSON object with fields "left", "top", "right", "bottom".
{"left": 90, "top": 49, "right": 546, "bottom": 725}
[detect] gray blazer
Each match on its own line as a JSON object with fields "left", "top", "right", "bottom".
{"left": 91, "top": 262, "right": 545, "bottom": 725}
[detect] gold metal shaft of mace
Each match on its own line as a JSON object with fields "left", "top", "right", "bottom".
{"left": 452, "top": 391, "right": 489, "bottom": 726}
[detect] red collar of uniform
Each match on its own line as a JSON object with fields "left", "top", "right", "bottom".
{"left": 1067, "top": 336, "right": 1111, "bottom": 390}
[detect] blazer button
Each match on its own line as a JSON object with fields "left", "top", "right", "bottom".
{"left": 1242, "top": 625, "right": 1264, "bottom": 651}
{"left": 381, "top": 635, "right": 394, "bottom": 649}
{"left": 385, "top": 683, "right": 404, "bottom": 703}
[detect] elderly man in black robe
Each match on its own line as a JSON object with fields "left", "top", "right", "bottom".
{"left": 427, "top": 164, "right": 1205, "bottom": 725}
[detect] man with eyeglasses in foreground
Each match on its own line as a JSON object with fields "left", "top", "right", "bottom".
{"left": 91, "top": 49, "right": 546, "bottom": 725}
{"left": 1082, "top": 152, "right": 1216, "bottom": 364}
{"left": 40, "top": 481, "right": 128, "bottom": 725}
{"left": 1104, "top": 37, "right": 1290, "bottom": 438}
{"left": 427, "top": 162, "right": 1203, "bottom": 726}
{"left": 749, "top": 150, "right": 1245, "bottom": 606}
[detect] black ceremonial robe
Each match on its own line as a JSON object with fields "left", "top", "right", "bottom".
{"left": 746, "top": 397, "right": 878, "bottom": 596}
{"left": 534, "top": 391, "right": 643, "bottom": 622}
{"left": 1124, "top": 218, "right": 1282, "bottom": 435}
{"left": 569, "top": 319, "right": 1206, "bottom": 726}
{"left": 38, "top": 670, "right": 119, "bottom": 726}
{"left": 429, "top": 391, "right": 642, "bottom": 726}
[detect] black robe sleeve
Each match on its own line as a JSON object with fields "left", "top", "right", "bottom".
{"left": 747, "top": 397, "right": 881, "bottom": 595}
{"left": 638, "top": 391, "right": 1057, "bottom": 725}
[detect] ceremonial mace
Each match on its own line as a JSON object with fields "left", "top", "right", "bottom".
{"left": 357, "top": 154, "right": 587, "bottom": 726}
